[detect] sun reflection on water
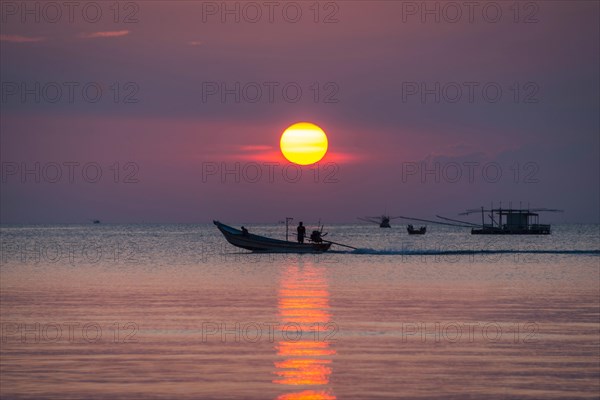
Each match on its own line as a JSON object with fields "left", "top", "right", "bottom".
{"left": 274, "top": 264, "right": 336, "bottom": 400}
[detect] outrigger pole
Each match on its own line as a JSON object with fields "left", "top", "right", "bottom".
{"left": 322, "top": 239, "right": 357, "bottom": 250}
{"left": 397, "top": 215, "right": 473, "bottom": 228}
{"left": 435, "top": 215, "right": 480, "bottom": 226}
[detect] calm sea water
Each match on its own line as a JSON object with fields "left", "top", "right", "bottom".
{"left": 1, "top": 223, "right": 599, "bottom": 399}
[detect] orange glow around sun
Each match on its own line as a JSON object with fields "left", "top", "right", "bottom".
{"left": 280, "top": 122, "right": 328, "bottom": 165}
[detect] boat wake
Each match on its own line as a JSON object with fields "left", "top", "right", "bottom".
{"left": 332, "top": 248, "right": 600, "bottom": 256}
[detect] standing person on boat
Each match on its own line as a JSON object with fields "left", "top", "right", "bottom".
{"left": 241, "top": 226, "right": 249, "bottom": 236}
{"left": 297, "top": 222, "right": 306, "bottom": 243}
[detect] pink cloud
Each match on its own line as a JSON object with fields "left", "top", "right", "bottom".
{"left": 0, "top": 34, "right": 45, "bottom": 43}
{"left": 188, "top": 41, "right": 203, "bottom": 46}
{"left": 232, "top": 144, "right": 361, "bottom": 164}
{"left": 79, "top": 30, "right": 130, "bottom": 39}
{"left": 239, "top": 145, "right": 274, "bottom": 151}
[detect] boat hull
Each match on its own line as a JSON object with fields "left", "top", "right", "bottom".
{"left": 471, "top": 224, "right": 552, "bottom": 235}
{"left": 471, "top": 227, "right": 551, "bottom": 235}
{"left": 407, "top": 226, "right": 426, "bottom": 235}
{"left": 213, "top": 221, "right": 332, "bottom": 253}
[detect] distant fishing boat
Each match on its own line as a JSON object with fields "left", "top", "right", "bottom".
{"left": 407, "top": 225, "right": 426, "bottom": 235}
{"left": 460, "top": 206, "right": 562, "bottom": 235}
{"left": 358, "top": 214, "right": 402, "bottom": 228}
{"left": 213, "top": 221, "right": 332, "bottom": 253}
{"left": 92, "top": 220, "right": 101, "bottom": 224}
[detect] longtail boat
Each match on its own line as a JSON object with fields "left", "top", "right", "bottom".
{"left": 213, "top": 221, "right": 332, "bottom": 253}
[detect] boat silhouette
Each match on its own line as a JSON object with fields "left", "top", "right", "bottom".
{"left": 214, "top": 221, "right": 332, "bottom": 253}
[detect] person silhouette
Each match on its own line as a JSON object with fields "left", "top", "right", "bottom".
{"left": 241, "top": 226, "right": 249, "bottom": 236}
{"left": 297, "top": 222, "right": 306, "bottom": 243}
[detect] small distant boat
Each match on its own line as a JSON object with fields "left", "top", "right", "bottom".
{"left": 92, "top": 220, "right": 101, "bottom": 224}
{"left": 358, "top": 214, "right": 402, "bottom": 228}
{"left": 213, "top": 221, "right": 332, "bottom": 253}
{"left": 407, "top": 225, "right": 426, "bottom": 235}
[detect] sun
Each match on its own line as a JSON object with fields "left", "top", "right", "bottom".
{"left": 280, "top": 122, "right": 328, "bottom": 165}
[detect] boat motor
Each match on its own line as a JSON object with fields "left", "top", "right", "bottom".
{"left": 310, "top": 230, "right": 323, "bottom": 243}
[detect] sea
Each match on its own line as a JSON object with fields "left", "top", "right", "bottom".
{"left": 1, "top": 223, "right": 599, "bottom": 399}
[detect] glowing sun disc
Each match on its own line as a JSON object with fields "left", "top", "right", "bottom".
{"left": 280, "top": 122, "right": 328, "bottom": 165}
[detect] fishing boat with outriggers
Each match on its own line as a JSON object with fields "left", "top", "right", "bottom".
{"left": 214, "top": 220, "right": 333, "bottom": 253}
{"left": 397, "top": 202, "right": 563, "bottom": 235}
{"left": 358, "top": 214, "right": 402, "bottom": 228}
{"left": 460, "top": 206, "right": 561, "bottom": 235}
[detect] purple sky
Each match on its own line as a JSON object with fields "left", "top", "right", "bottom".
{"left": 1, "top": 1, "right": 598, "bottom": 224}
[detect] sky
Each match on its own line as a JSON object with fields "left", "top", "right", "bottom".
{"left": 1, "top": 1, "right": 598, "bottom": 224}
